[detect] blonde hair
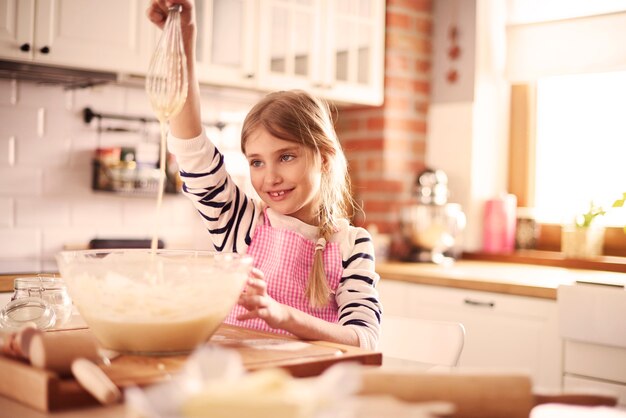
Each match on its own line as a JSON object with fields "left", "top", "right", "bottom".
{"left": 241, "top": 90, "right": 353, "bottom": 308}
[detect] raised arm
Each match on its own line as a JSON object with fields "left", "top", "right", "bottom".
{"left": 146, "top": 0, "right": 202, "bottom": 139}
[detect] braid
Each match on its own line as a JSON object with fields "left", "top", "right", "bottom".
{"left": 305, "top": 208, "right": 334, "bottom": 307}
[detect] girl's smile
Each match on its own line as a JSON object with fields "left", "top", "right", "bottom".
{"left": 245, "top": 128, "right": 323, "bottom": 225}
{"left": 267, "top": 189, "right": 292, "bottom": 200}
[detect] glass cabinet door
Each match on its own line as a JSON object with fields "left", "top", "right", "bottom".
{"left": 323, "top": 0, "right": 384, "bottom": 105}
{"left": 258, "top": 0, "right": 322, "bottom": 91}
{"left": 195, "top": 0, "right": 258, "bottom": 88}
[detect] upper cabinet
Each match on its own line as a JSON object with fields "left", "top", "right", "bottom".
{"left": 194, "top": 0, "right": 258, "bottom": 89}
{"left": 0, "top": 0, "right": 385, "bottom": 106}
{"left": 257, "top": 0, "right": 385, "bottom": 106}
{"left": 257, "top": 0, "right": 323, "bottom": 91}
{"left": 0, "top": 0, "right": 153, "bottom": 74}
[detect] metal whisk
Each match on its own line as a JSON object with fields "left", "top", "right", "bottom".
{"left": 146, "top": 5, "right": 188, "bottom": 122}
{"left": 146, "top": 5, "right": 189, "bottom": 252}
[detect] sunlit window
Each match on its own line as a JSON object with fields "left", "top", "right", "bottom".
{"left": 534, "top": 71, "right": 626, "bottom": 226}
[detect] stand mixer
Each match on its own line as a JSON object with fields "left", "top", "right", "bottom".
{"left": 399, "top": 169, "right": 466, "bottom": 263}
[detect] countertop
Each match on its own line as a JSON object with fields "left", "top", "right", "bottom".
{"left": 0, "top": 324, "right": 382, "bottom": 414}
{"left": 376, "top": 260, "right": 626, "bottom": 300}
{"left": 3, "top": 261, "right": 626, "bottom": 300}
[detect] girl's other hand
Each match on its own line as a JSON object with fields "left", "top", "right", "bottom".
{"left": 237, "top": 268, "right": 289, "bottom": 328}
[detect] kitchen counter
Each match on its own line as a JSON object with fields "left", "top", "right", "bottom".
{"left": 376, "top": 260, "right": 626, "bottom": 300}
{"left": 0, "top": 324, "right": 381, "bottom": 415}
{"left": 4, "top": 261, "right": 626, "bottom": 301}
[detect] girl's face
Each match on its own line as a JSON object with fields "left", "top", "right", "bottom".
{"left": 245, "top": 127, "right": 323, "bottom": 225}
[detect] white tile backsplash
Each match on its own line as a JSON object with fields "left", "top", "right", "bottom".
{"left": 0, "top": 228, "right": 41, "bottom": 258}
{"left": 71, "top": 84, "right": 127, "bottom": 114}
{"left": 0, "top": 79, "right": 18, "bottom": 106}
{"left": 0, "top": 259, "right": 42, "bottom": 274}
{"left": 0, "top": 136, "right": 14, "bottom": 167}
{"left": 0, "top": 198, "right": 13, "bottom": 227}
{"left": 0, "top": 79, "right": 254, "bottom": 273}
{"left": 17, "top": 83, "right": 68, "bottom": 109}
{"left": 0, "top": 167, "right": 42, "bottom": 195}
{"left": 16, "top": 197, "right": 71, "bottom": 227}
{"left": 122, "top": 197, "right": 167, "bottom": 227}
{"left": 16, "top": 136, "right": 72, "bottom": 167}
{"left": 42, "top": 227, "right": 96, "bottom": 263}
{"left": 0, "top": 106, "right": 41, "bottom": 140}
{"left": 43, "top": 166, "right": 92, "bottom": 196}
{"left": 71, "top": 197, "right": 124, "bottom": 226}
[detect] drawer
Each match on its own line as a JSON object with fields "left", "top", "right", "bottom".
{"left": 564, "top": 375, "right": 626, "bottom": 407}
{"left": 404, "top": 282, "right": 556, "bottom": 319}
{"left": 564, "top": 340, "right": 626, "bottom": 384}
{"left": 558, "top": 284, "right": 626, "bottom": 348}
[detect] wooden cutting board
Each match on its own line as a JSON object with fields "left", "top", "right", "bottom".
{"left": 0, "top": 325, "right": 382, "bottom": 412}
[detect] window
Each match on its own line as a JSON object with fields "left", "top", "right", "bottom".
{"left": 533, "top": 71, "right": 626, "bottom": 227}
{"left": 505, "top": 1, "right": 626, "bottom": 260}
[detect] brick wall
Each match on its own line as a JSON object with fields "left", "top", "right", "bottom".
{"left": 338, "top": 0, "right": 433, "bottom": 233}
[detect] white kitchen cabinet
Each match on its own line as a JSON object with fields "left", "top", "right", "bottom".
{"left": 257, "top": 0, "right": 385, "bottom": 106}
{"left": 0, "top": 0, "right": 385, "bottom": 106}
{"left": 377, "top": 279, "right": 562, "bottom": 391}
{"left": 558, "top": 284, "right": 626, "bottom": 406}
{"left": 194, "top": 0, "right": 258, "bottom": 89}
{"left": 0, "top": 0, "right": 153, "bottom": 74}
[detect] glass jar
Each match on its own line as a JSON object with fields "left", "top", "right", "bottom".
{"left": 2, "top": 276, "right": 73, "bottom": 329}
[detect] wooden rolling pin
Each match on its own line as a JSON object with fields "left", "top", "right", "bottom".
{"left": 358, "top": 370, "right": 534, "bottom": 418}
{"left": 28, "top": 328, "right": 101, "bottom": 375}
{"left": 27, "top": 328, "right": 121, "bottom": 405}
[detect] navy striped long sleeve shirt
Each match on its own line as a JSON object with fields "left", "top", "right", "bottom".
{"left": 168, "top": 132, "right": 382, "bottom": 349}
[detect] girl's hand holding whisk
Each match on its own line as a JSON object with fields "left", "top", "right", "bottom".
{"left": 146, "top": 0, "right": 195, "bottom": 45}
{"left": 237, "top": 268, "right": 290, "bottom": 328}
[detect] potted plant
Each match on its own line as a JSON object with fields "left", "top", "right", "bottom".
{"left": 561, "top": 193, "right": 626, "bottom": 258}
{"left": 612, "top": 192, "right": 626, "bottom": 233}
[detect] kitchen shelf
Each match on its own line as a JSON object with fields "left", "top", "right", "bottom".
{"left": 91, "top": 160, "right": 179, "bottom": 197}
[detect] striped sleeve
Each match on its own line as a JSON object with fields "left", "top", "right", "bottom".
{"left": 335, "top": 228, "right": 382, "bottom": 350}
{"left": 167, "top": 131, "right": 261, "bottom": 254}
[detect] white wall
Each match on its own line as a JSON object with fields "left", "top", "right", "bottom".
{"left": 427, "top": 0, "right": 510, "bottom": 251}
{"left": 0, "top": 79, "right": 259, "bottom": 273}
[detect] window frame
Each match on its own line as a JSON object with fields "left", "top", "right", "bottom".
{"left": 490, "top": 83, "right": 626, "bottom": 271}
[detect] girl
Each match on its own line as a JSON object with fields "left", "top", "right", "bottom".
{"left": 147, "top": 0, "right": 381, "bottom": 350}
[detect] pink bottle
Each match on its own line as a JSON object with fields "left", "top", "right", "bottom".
{"left": 483, "top": 194, "right": 517, "bottom": 253}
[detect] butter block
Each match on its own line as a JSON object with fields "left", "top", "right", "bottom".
{"left": 182, "top": 368, "right": 318, "bottom": 418}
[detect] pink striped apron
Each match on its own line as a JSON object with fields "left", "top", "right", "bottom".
{"left": 224, "top": 209, "right": 342, "bottom": 335}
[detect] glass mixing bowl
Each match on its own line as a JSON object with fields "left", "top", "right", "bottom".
{"left": 55, "top": 249, "right": 252, "bottom": 355}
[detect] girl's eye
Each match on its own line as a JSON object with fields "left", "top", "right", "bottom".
{"left": 280, "top": 154, "right": 295, "bottom": 162}
{"left": 249, "top": 160, "right": 263, "bottom": 168}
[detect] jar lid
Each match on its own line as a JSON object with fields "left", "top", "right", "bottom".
{"left": 0, "top": 297, "right": 57, "bottom": 330}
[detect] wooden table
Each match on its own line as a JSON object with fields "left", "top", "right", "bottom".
{"left": 0, "top": 324, "right": 382, "bottom": 413}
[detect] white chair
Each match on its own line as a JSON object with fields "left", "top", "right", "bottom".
{"left": 378, "top": 316, "right": 465, "bottom": 369}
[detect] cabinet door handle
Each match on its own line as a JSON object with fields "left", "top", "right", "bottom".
{"left": 20, "top": 43, "right": 31, "bottom": 52}
{"left": 464, "top": 298, "right": 495, "bottom": 308}
{"left": 39, "top": 46, "right": 50, "bottom": 54}
{"left": 244, "top": 73, "right": 254, "bottom": 79}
